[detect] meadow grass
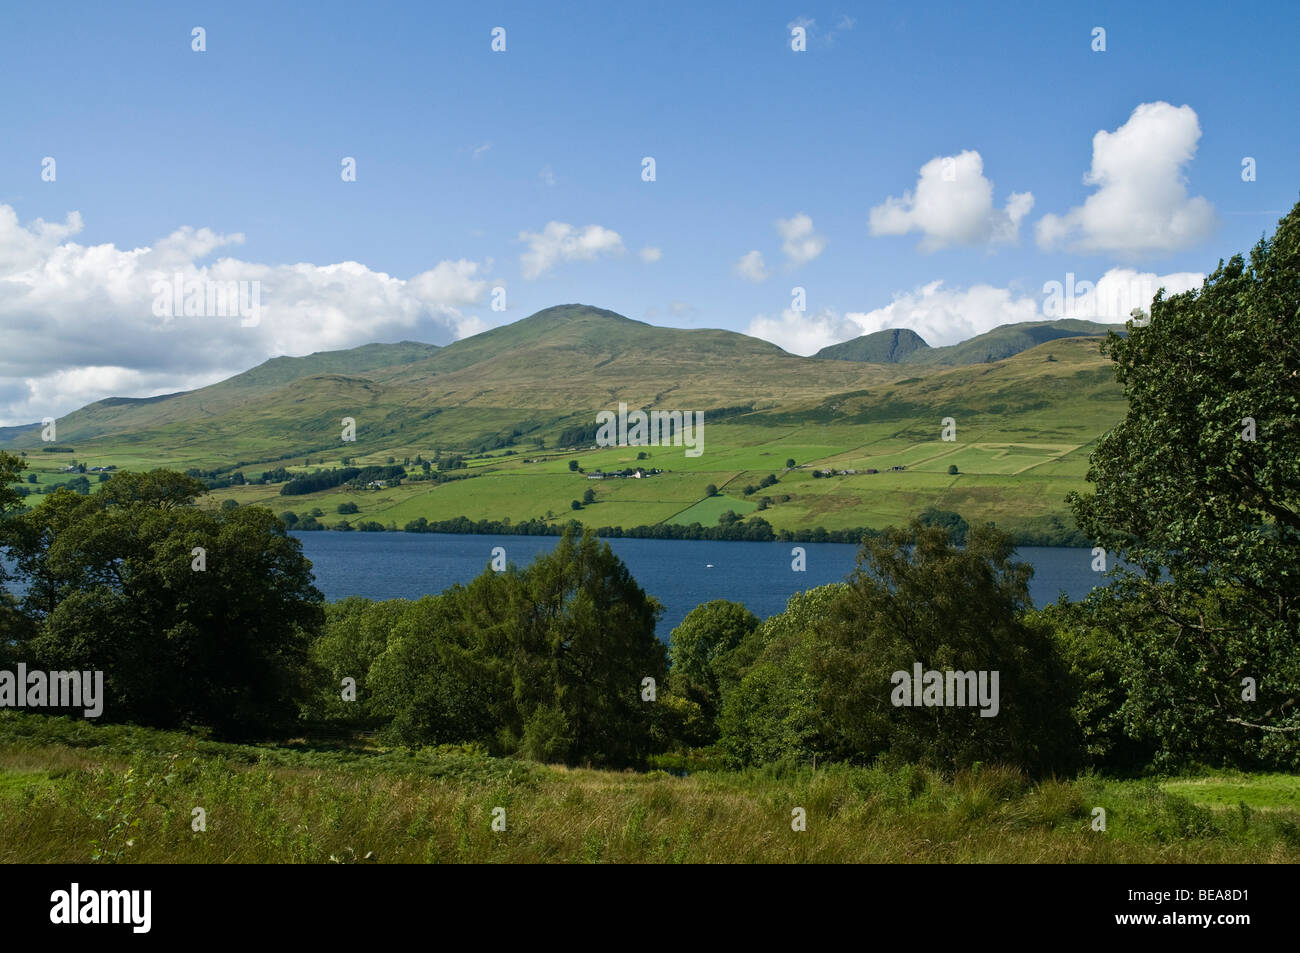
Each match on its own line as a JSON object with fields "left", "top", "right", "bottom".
{"left": 1, "top": 714, "right": 1296, "bottom": 864}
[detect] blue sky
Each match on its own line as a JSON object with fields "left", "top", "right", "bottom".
{"left": 1, "top": 0, "right": 1297, "bottom": 423}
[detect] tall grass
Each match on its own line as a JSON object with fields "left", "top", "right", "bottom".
{"left": 1, "top": 713, "right": 1296, "bottom": 864}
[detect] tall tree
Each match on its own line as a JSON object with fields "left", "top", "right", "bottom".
{"left": 0, "top": 452, "right": 32, "bottom": 663}
{"left": 1069, "top": 199, "right": 1300, "bottom": 751}
{"left": 508, "top": 528, "right": 667, "bottom": 766}
{"left": 811, "top": 522, "right": 1077, "bottom": 775}
{"left": 3, "top": 471, "right": 324, "bottom": 737}
{"left": 668, "top": 599, "right": 759, "bottom": 733}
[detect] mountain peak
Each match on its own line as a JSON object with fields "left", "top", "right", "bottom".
{"left": 522, "top": 304, "right": 642, "bottom": 326}
{"left": 817, "top": 328, "right": 931, "bottom": 363}
{"left": 816, "top": 319, "right": 1120, "bottom": 365}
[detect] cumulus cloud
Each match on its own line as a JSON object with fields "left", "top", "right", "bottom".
{"left": 840, "top": 282, "right": 1040, "bottom": 347}
{"left": 1035, "top": 102, "right": 1216, "bottom": 256}
{"left": 0, "top": 205, "right": 490, "bottom": 424}
{"left": 733, "top": 250, "right": 768, "bottom": 282}
{"left": 746, "top": 307, "right": 856, "bottom": 355}
{"left": 1043, "top": 267, "right": 1204, "bottom": 320}
{"left": 869, "top": 150, "right": 1033, "bottom": 251}
{"left": 776, "top": 213, "right": 826, "bottom": 265}
{"left": 745, "top": 267, "right": 1204, "bottom": 355}
{"left": 518, "top": 221, "right": 623, "bottom": 279}
{"left": 639, "top": 246, "right": 662, "bottom": 263}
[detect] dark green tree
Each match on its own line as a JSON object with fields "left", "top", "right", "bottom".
{"left": 500, "top": 528, "right": 667, "bottom": 766}
{"left": 0, "top": 453, "right": 33, "bottom": 662}
{"left": 811, "top": 522, "right": 1077, "bottom": 775}
{"left": 356, "top": 527, "right": 667, "bottom": 767}
{"left": 1069, "top": 199, "right": 1300, "bottom": 756}
{"left": 363, "top": 591, "right": 501, "bottom": 745}
{"left": 668, "top": 599, "right": 759, "bottom": 737}
{"left": 3, "top": 470, "right": 324, "bottom": 738}
{"left": 715, "top": 585, "right": 843, "bottom": 768}
{"left": 917, "top": 506, "right": 969, "bottom": 545}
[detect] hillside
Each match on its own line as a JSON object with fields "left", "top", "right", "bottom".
{"left": 6, "top": 305, "right": 1127, "bottom": 539}
{"left": 817, "top": 328, "right": 930, "bottom": 363}
{"left": 818, "top": 319, "right": 1120, "bottom": 367}
{"left": 0, "top": 341, "right": 442, "bottom": 447}
{"left": 2, "top": 305, "right": 905, "bottom": 460}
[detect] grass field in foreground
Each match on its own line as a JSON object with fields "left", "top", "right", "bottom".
{"left": 0, "top": 714, "right": 1296, "bottom": 864}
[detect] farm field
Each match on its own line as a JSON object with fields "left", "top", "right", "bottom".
{"left": 6, "top": 315, "right": 1126, "bottom": 539}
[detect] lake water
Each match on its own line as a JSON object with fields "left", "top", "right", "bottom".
{"left": 290, "top": 532, "right": 1104, "bottom": 639}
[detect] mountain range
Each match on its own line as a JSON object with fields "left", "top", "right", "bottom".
{"left": 4, "top": 306, "right": 1120, "bottom": 452}
{"left": 5, "top": 305, "right": 1128, "bottom": 539}
{"left": 814, "top": 319, "right": 1118, "bottom": 365}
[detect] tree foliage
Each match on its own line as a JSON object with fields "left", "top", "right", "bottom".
{"left": 334, "top": 527, "right": 668, "bottom": 767}
{"left": 1069, "top": 198, "right": 1300, "bottom": 752}
{"left": 716, "top": 524, "right": 1076, "bottom": 775}
{"left": 1, "top": 470, "right": 324, "bottom": 737}
{"left": 667, "top": 599, "right": 758, "bottom": 738}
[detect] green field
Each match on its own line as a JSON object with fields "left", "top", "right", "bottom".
{"left": 4, "top": 309, "right": 1129, "bottom": 538}
{"left": 1, "top": 713, "right": 1296, "bottom": 864}
{"left": 1163, "top": 774, "right": 1300, "bottom": 811}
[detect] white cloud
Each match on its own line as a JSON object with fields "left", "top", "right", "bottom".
{"left": 745, "top": 267, "right": 1206, "bottom": 356}
{"left": 775, "top": 213, "right": 826, "bottom": 265}
{"left": 1044, "top": 267, "right": 1204, "bottom": 320}
{"left": 841, "top": 281, "right": 1040, "bottom": 346}
{"left": 517, "top": 221, "right": 624, "bottom": 279}
{"left": 639, "top": 246, "right": 662, "bottom": 263}
{"left": 733, "top": 250, "right": 768, "bottom": 282}
{"left": 869, "top": 150, "right": 1033, "bottom": 251}
{"left": 538, "top": 165, "right": 556, "bottom": 187}
{"left": 472, "top": 142, "right": 492, "bottom": 160}
{"left": 746, "top": 308, "right": 856, "bottom": 355}
{"left": 1035, "top": 102, "right": 1216, "bottom": 256}
{"left": 0, "top": 207, "right": 85, "bottom": 273}
{"left": 0, "top": 205, "right": 490, "bottom": 424}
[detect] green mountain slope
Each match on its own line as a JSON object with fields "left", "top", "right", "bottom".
{"left": 906, "top": 319, "right": 1121, "bottom": 366}
{"left": 1, "top": 341, "right": 440, "bottom": 446}
{"left": 4, "top": 305, "right": 906, "bottom": 458}
{"left": 817, "top": 319, "right": 1120, "bottom": 367}
{"left": 817, "top": 328, "right": 930, "bottom": 363}
{"left": 6, "top": 305, "right": 1127, "bottom": 538}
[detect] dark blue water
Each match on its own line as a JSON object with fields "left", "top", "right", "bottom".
{"left": 289, "top": 532, "right": 1105, "bottom": 638}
